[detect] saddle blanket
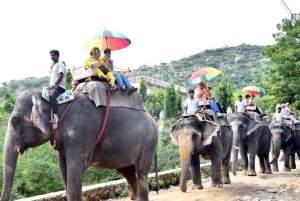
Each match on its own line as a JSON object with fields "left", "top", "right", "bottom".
{"left": 75, "top": 81, "right": 145, "bottom": 111}
{"left": 42, "top": 87, "right": 75, "bottom": 104}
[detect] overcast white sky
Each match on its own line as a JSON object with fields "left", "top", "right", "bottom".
{"left": 0, "top": 0, "right": 299, "bottom": 84}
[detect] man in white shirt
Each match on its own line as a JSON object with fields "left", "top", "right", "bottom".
{"left": 234, "top": 95, "right": 246, "bottom": 114}
{"left": 184, "top": 89, "right": 202, "bottom": 115}
{"left": 47, "top": 50, "right": 67, "bottom": 129}
{"left": 273, "top": 106, "right": 284, "bottom": 122}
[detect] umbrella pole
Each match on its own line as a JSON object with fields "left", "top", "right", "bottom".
{"left": 106, "top": 37, "right": 108, "bottom": 49}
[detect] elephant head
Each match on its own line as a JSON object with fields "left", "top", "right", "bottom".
{"left": 228, "top": 113, "right": 265, "bottom": 175}
{"left": 1, "top": 90, "right": 53, "bottom": 200}
{"left": 269, "top": 122, "right": 293, "bottom": 164}
{"left": 170, "top": 116, "right": 219, "bottom": 192}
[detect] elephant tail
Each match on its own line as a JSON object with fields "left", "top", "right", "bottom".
{"left": 154, "top": 151, "right": 159, "bottom": 194}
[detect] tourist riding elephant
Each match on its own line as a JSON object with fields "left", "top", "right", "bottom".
{"left": 170, "top": 116, "right": 233, "bottom": 192}
{"left": 0, "top": 89, "right": 158, "bottom": 201}
{"left": 269, "top": 121, "right": 299, "bottom": 172}
{"left": 228, "top": 113, "right": 272, "bottom": 176}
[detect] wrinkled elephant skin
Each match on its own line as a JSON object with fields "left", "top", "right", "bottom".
{"left": 0, "top": 90, "right": 158, "bottom": 201}
{"left": 171, "top": 116, "right": 233, "bottom": 192}
{"left": 228, "top": 113, "right": 272, "bottom": 176}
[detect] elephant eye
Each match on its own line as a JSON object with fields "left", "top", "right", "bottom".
{"left": 10, "top": 116, "right": 20, "bottom": 126}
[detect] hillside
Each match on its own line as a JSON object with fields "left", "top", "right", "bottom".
{"left": 0, "top": 76, "right": 49, "bottom": 103}
{"left": 131, "top": 43, "right": 271, "bottom": 89}
{"left": 0, "top": 44, "right": 271, "bottom": 103}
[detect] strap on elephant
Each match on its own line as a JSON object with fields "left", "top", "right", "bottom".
{"left": 51, "top": 81, "right": 88, "bottom": 148}
{"left": 93, "top": 81, "right": 111, "bottom": 148}
{"left": 51, "top": 81, "right": 111, "bottom": 149}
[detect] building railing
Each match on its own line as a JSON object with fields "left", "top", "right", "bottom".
{"left": 129, "top": 76, "right": 187, "bottom": 94}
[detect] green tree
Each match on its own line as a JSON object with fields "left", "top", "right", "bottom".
{"left": 145, "top": 88, "right": 165, "bottom": 119}
{"left": 261, "top": 14, "right": 300, "bottom": 110}
{"left": 175, "top": 87, "right": 183, "bottom": 115}
{"left": 2, "top": 91, "right": 16, "bottom": 113}
{"left": 138, "top": 77, "right": 147, "bottom": 102}
{"left": 215, "top": 77, "right": 233, "bottom": 111}
{"left": 66, "top": 68, "right": 73, "bottom": 90}
{"left": 164, "top": 83, "right": 178, "bottom": 118}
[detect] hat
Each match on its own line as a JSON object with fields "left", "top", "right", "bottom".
{"left": 207, "top": 84, "right": 212, "bottom": 88}
{"left": 286, "top": 102, "right": 290, "bottom": 105}
{"left": 281, "top": 103, "right": 286, "bottom": 107}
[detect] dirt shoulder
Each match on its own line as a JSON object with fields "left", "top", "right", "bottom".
{"left": 115, "top": 160, "right": 300, "bottom": 201}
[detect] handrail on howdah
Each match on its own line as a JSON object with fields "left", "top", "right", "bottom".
{"left": 72, "top": 66, "right": 131, "bottom": 74}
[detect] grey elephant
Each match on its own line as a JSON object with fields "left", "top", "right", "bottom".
{"left": 0, "top": 90, "right": 158, "bottom": 201}
{"left": 269, "top": 121, "right": 299, "bottom": 171}
{"left": 170, "top": 116, "right": 232, "bottom": 192}
{"left": 228, "top": 113, "right": 272, "bottom": 176}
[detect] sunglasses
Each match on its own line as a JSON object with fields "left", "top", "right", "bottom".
{"left": 200, "top": 83, "right": 205, "bottom": 86}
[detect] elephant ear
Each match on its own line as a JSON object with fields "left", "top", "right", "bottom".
{"left": 170, "top": 122, "right": 179, "bottom": 146}
{"left": 247, "top": 122, "right": 265, "bottom": 135}
{"left": 201, "top": 121, "right": 219, "bottom": 146}
{"left": 29, "top": 95, "right": 48, "bottom": 135}
{"left": 285, "top": 127, "right": 294, "bottom": 142}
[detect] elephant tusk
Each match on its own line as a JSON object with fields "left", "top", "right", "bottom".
{"left": 16, "top": 147, "right": 20, "bottom": 153}
{"left": 233, "top": 146, "right": 239, "bottom": 150}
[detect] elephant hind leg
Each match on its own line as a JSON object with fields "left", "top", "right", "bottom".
{"left": 257, "top": 154, "right": 265, "bottom": 173}
{"left": 290, "top": 153, "right": 296, "bottom": 169}
{"left": 263, "top": 152, "right": 272, "bottom": 174}
{"left": 116, "top": 165, "right": 137, "bottom": 200}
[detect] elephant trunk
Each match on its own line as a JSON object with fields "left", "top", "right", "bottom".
{"left": 1, "top": 130, "right": 20, "bottom": 201}
{"left": 178, "top": 135, "right": 193, "bottom": 192}
{"left": 270, "top": 136, "right": 282, "bottom": 164}
{"left": 231, "top": 126, "right": 240, "bottom": 176}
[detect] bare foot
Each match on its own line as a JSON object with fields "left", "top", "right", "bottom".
{"left": 49, "top": 119, "right": 58, "bottom": 129}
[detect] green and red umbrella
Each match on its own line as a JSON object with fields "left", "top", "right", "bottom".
{"left": 189, "top": 67, "right": 220, "bottom": 84}
{"left": 83, "top": 30, "right": 131, "bottom": 52}
{"left": 242, "top": 86, "right": 266, "bottom": 96}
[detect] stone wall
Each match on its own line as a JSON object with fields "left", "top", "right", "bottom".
{"left": 16, "top": 161, "right": 232, "bottom": 201}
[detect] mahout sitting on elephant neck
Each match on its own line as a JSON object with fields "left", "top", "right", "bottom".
{"left": 0, "top": 89, "right": 158, "bottom": 201}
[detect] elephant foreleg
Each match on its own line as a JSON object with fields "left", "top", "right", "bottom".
{"left": 290, "top": 153, "right": 296, "bottom": 169}
{"left": 190, "top": 154, "right": 203, "bottom": 190}
{"left": 66, "top": 157, "right": 87, "bottom": 201}
{"left": 210, "top": 152, "right": 222, "bottom": 187}
{"left": 59, "top": 154, "right": 67, "bottom": 190}
{"left": 247, "top": 144, "right": 257, "bottom": 176}
{"left": 239, "top": 144, "right": 248, "bottom": 175}
{"left": 116, "top": 165, "right": 137, "bottom": 200}
{"left": 283, "top": 149, "right": 291, "bottom": 171}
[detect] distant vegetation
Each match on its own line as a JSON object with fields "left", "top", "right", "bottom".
{"left": 0, "top": 77, "right": 49, "bottom": 104}
{"left": 131, "top": 43, "right": 271, "bottom": 90}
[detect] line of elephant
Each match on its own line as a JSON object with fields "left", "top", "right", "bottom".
{"left": 2, "top": 89, "right": 300, "bottom": 201}
{"left": 171, "top": 112, "right": 300, "bottom": 192}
